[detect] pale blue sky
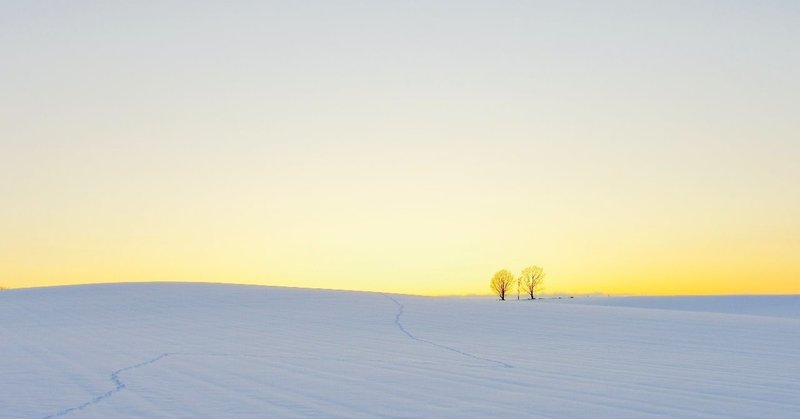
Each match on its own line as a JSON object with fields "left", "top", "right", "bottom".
{"left": 1, "top": 1, "right": 798, "bottom": 294}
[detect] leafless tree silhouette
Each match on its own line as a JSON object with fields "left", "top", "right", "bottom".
{"left": 490, "top": 269, "right": 515, "bottom": 301}
{"left": 520, "top": 266, "right": 545, "bottom": 299}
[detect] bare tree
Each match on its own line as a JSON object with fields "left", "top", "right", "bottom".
{"left": 520, "top": 266, "right": 545, "bottom": 299}
{"left": 490, "top": 269, "right": 515, "bottom": 301}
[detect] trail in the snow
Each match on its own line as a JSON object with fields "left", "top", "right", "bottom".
{"left": 42, "top": 352, "right": 263, "bottom": 418}
{"left": 41, "top": 350, "right": 392, "bottom": 418}
{"left": 382, "top": 294, "right": 513, "bottom": 368}
{"left": 43, "top": 353, "right": 172, "bottom": 419}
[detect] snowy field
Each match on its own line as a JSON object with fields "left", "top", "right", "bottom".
{"left": 1, "top": 283, "right": 798, "bottom": 418}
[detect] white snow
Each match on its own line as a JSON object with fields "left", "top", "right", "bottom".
{"left": 559, "top": 295, "right": 800, "bottom": 319}
{"left": 1, "top": 283, "right": 798, "bottom": 418}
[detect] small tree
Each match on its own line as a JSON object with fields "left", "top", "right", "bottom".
{"left": 520, "top": 266, "right": 545, "bottom": 299}
{"left": 490, "top": 269, "right": 515, "bottom": 301}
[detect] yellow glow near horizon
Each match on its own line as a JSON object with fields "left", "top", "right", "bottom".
{"left": 2, "top": 185, "right": 797, "bottom": 295}
{"left": 1, "top": 2, "right": 798, "bottom": 295}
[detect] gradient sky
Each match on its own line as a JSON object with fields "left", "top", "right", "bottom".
{"left": 1, "top": 1, "right": 798, "bottom": 295}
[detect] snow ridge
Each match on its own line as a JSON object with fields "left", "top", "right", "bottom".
{"left": 42, "top": 353, "right": 172, "bottom": 419}
{"left": 382, "top": 294, "right": 513, "bottom": 368}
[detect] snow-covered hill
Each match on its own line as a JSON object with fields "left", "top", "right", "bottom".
{"left": 1, "top": 283, "right": 798, "bottom": 418}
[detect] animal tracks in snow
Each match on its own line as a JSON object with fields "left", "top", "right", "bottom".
{"left": 42, "top": 353, "right": 173, "bottom": 418}
{"left": 382, "top": 293, "right": 513, "bottom": 369}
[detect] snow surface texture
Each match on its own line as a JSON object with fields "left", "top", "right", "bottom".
{"left": 1, "top": 283, "right": 798, "bottom": 418}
